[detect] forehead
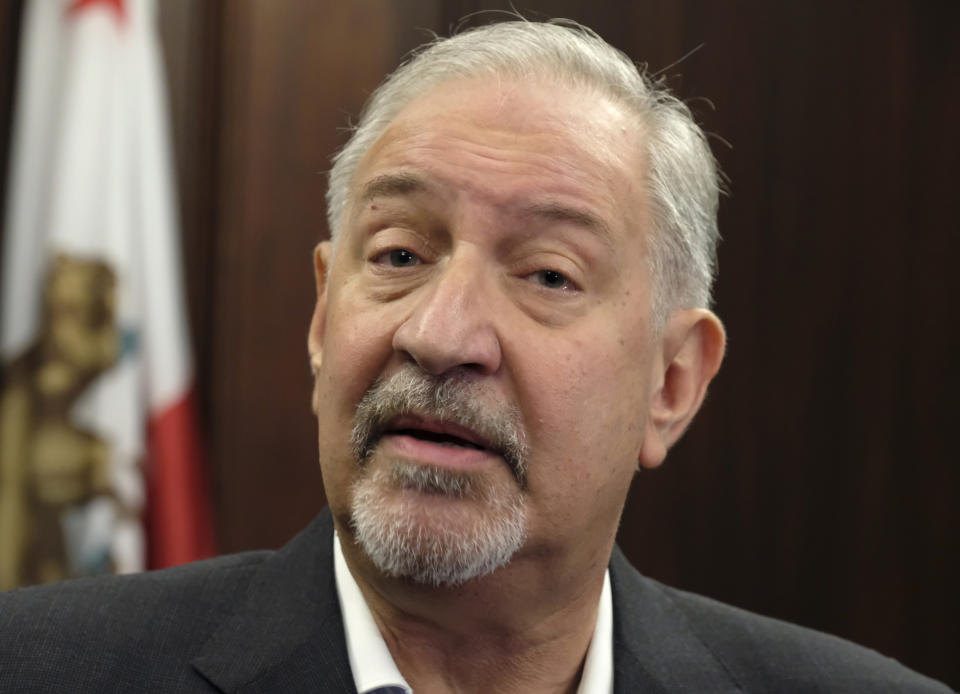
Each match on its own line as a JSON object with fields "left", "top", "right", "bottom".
{"left": 348, "top": 75, "right": 648, "bottom": 236}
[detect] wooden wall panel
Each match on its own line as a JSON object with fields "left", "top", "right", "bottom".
{"left": 157, "top": 0, "right": 222, "bottom": 432}
{"left": 610, "top": 1, "right": 960, "bottom": 684}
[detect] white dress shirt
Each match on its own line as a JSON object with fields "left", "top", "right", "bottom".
{"left": 334, "top": 533, "right": 613, "bottom": 694}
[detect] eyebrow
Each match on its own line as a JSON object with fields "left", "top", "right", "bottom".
{"left": 357, "top": 173, "right": 429, "bottom": 204}
{"left": 356, "top": 174, "right": 615, "bottom": 248}
{"left": 519, "top": 201, "right": 615, "bottom": 250}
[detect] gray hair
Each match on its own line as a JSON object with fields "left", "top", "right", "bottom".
{"left": 326, "top": 20, "right": 721, "bottom": 325}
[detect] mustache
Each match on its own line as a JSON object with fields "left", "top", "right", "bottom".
{"left": 350, "top": 365, "right": 528, "bottom": 487}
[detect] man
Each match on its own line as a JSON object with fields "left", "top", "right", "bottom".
{"left": 0, "top": 19, "right": 952, "bottom": 694}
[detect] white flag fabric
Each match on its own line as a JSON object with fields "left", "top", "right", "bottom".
{"left": 0, "top": 0, "right": 213, "bottom": 590}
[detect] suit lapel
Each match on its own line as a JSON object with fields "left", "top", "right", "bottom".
{"left": 610, "top": 547, "right": 743, "bottom": 693}
{"left": 191, "top": 515, "right": 743, "bottom": 693}
{"left": 191, "top": 510, "right": 355, "bottom": 693}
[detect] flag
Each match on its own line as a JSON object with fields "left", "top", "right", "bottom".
{"left": 0, "top": 0, "right": 214, "bottom": 590}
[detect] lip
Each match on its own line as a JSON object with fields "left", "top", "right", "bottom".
{"left": 375, "top": 413, "right": 500, "bottom": 470}
{"left": 386, "top": 414, "right": 492, "bottom": 449}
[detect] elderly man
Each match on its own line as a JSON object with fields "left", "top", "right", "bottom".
{"left": 0, "top": 20, "right": 952, "bottom": 694}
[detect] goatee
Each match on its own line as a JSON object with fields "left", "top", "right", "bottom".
{"left": 348, "top": 365, "right": 528, "bottom": 586}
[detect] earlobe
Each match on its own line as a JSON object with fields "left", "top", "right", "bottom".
{"left": 638, "top": 309, "right": 726, "bottom": 469}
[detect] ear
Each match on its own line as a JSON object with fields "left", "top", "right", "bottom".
{"left": 638, "top": 308, "right": 726, "bottom": 469}
{"left": 307, "top": 242, "right": 333, "bottom": 398}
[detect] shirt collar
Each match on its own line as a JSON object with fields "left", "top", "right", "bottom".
{"left": 334, "top": 532, "right": 412, "bottom": 693}
{"left": 333, "top": 532, "right": 613, "bottom": 694}
{"left": 577, "top": 566, "right": 614, "bottom": 694}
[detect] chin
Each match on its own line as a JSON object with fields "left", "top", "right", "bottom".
{"left": 349, "top": 460, "right": 527, "bottom": 587}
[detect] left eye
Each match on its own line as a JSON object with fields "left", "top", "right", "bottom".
{"left": 529, "top": 269, "right": 575, "bottom": 290}
{"left": 376, "top": 248, "right": 420, "bottom": 267}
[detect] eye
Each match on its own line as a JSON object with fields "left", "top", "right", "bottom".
{"left": 529, "top": 269, "right": 577, "bottom": 291}
{"left": 375, "top": 248, "right": 420, "bottom": 267}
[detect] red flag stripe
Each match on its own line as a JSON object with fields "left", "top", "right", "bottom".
{"left": 146, "top": 388, "right": 215, "bottom": 569}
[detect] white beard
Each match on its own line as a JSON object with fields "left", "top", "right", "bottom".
{"left": 350, "top": 460, "right": 527, "bottom": 587}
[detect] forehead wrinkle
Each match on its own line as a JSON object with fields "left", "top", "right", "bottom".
{"left": 382, "top": 103, "right": 626, "bottom": 176}
{"left": 394, "top": 132, "right": 625, "bottom": 218}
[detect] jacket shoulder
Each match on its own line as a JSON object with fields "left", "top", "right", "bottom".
{"left": 666, "top": 584, "right": 952, "bottom": 692}
{"left": 0, "top": 550, "right": 271, "bottom": 693}
{"left": 610, "top": 548, "right": 953, "bottom": 693}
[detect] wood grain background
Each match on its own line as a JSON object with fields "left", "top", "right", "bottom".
{"left": 1, "top": 0, "right": 957, "bottom": 686}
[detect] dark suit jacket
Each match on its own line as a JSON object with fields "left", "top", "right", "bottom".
{"left": 0, "top": 509, "right": 952, "bottom": 693}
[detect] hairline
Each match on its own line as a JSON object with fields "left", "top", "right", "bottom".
{"left": 326, "top": 21, "right": 720, "bottom": 329}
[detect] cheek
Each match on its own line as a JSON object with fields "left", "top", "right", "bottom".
{"left": 520, "top": 334, "right": 650, "bottom": 490}
{"left": 535, "top": 332, "right": 648, "bottom": 426}
{"left": 314, "top": 295, "right": 401, "bottom": 484}
{"left": 320, "top": 297, "right": 398, "bottom": 404}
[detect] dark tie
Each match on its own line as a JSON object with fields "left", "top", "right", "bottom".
{"left": 365, "top": 688, "right": 408, "bottom": 694}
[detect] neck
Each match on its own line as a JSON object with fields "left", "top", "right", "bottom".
{"left": 338, "top": 527, "right": 612, "bottom": 694}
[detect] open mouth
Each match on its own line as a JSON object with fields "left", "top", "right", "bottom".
{"left": 391, "top": 428, "right": 486, "bottom": 450}
{"left": 378, "top": 414, "right": 493, "bottom": 456}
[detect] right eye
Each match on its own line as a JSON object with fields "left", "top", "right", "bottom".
{"left": 527, "top": 269, "right": 577, "bottom": 291}
{"left": 373, "top": 248, "right": 421, "bottom": 267}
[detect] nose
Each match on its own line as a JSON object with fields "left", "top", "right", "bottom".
{"left": 392, "top": 255, "right": 502, "bottom": 376}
